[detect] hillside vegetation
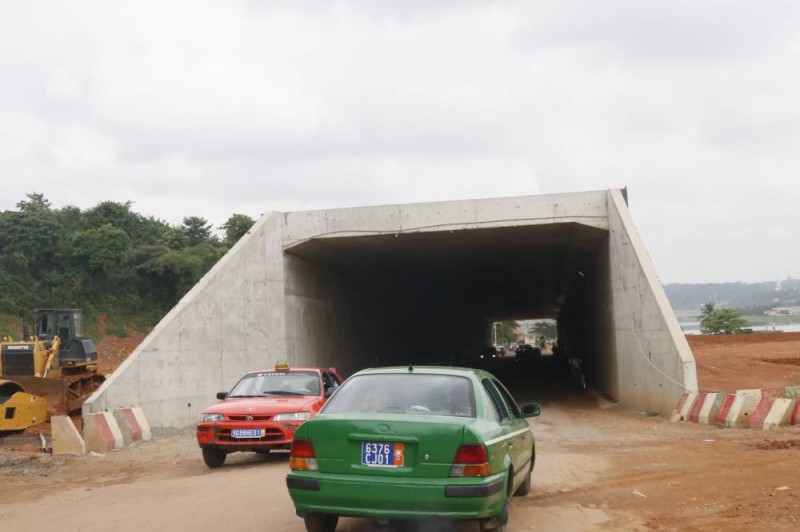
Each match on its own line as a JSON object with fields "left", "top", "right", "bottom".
{"left": 0, "top": 193, "right": 254, "bottom": 339}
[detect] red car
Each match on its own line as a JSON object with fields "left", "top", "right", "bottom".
{"left": 196, "top": 362, "right": 344, "bottom": 467}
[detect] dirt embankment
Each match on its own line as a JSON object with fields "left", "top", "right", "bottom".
{"left": 688, "top": 331, "right": 800, "bottom": 393}
{"left": 94, "top": 329, "right": 148, "bottom": 374}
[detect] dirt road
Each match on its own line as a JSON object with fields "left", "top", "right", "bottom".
{"left": 1, "top": 333, "right": 800, "bottom": 531}
{"left": 2, "top": 389, "right": 800, "bottom": 531}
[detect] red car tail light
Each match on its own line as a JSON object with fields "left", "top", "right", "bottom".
{"left": 451, "top": 444, "right": 490, "bottom": 477}
{"left": 289, "top": 439, "right": 319, "bottom": 471}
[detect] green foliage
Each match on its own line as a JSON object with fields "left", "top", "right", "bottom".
{"left": 181, "top": 216, "right": 215, "bottom": 246}
{"left": 70, "top": 224, "right": 130, "bottom": 272}
{"left": 0, "top": 192, "right": 250, "bottom": 328}
{"left": 16, "top": 193, "right": 51, "bottom": 213}
{"left": 494, "top": 321, "right": 520, "bottom": 346}
{"left": 221, "top": 214, "right": 255, "bottom": 246}
{"left": 529, "top": 320, "right": 557, "bottom": 339}
{"left": 699, "top": 302, "right": 749, "bottom": 335}
{"left": 0, "top": 313, "right": 20, "bottom": 338}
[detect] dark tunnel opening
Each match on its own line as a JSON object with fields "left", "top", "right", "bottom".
{"left": 284, "top": 222, "right": 615, "bottom": 404}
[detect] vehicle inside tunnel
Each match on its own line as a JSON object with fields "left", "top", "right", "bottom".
{"left": 283, "top": 222, "right": 615, "bottom": 402}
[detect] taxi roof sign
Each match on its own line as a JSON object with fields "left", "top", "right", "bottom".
{"left": 275, "top": 361, "right": 290, "bottom": 370}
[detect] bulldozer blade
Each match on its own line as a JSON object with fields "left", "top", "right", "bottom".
{"left": 0, "top": 390, "right": 49, "bottom": 434}
{"left": 2, "top": 377, "right": 70, "bottom": 415}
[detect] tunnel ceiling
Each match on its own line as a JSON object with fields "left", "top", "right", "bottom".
{"left": 285, "top": 222, "right": 609, "bottom": 320}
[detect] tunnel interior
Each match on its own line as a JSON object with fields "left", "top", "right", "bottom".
{"left": 283, "top": 222, "right": 616, "bottom": 400}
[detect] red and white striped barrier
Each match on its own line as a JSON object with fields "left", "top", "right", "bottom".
{"left": 673, "top": 388, "right": 798, "bottom": 430}
{"left": 670, "top": 392, "right": 698, "bottom": 422}
{"left": 112, "top": 407, "right": 152, "bottom": 446}
{"left": 748, "top": 398, "right": 795, "bottom": 430}
{"left": 83, "top": 411, "right": 124, "bottom": 452}
{"left": 697, "top": 393, "right": 725, "bottom": 425}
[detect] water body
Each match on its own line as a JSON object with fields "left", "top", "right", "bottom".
{"left": 680, "top": 322, "right": 800, "bottom": 335}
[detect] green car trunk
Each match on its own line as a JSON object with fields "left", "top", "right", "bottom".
{"left": 288, "top": 414, "right": 508, "bottom": 518}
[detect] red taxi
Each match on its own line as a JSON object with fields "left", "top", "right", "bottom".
{"left": 196, "top": 362, "right": 344, "bottom": 467}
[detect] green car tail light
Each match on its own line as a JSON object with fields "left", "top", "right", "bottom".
{"left": 290, "top": 439, "right": 319, "bottom": 471}
{"left": 450, "top": 444, "right": 489, "bottom": 477}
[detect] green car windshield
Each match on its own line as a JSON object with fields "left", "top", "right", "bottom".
{"left": 322, "top": 373, "right": 475, "bottom": 417}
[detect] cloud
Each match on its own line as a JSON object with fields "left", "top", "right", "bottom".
{"left": 1, "top": 1, "right": 799, "bottom": 283}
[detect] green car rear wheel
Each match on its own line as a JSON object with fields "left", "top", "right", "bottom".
{"left": 303, "top": 513, "right": 339, "bottom": 532}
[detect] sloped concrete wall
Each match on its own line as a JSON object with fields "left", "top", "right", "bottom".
{"left": 83, "top": 213, "right": 288, "bottom": 428}
{"left": 607, "top": 190, "right": 698, "bottom": 415}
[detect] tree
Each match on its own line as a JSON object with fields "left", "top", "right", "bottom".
{"left": 70, "top": 224, "right": 130, "bottom": 272}
{"left": 494, "top": 320, "right": 520, "bottom": 346}
{"left": 699, "top": 302, "right": 749, "bottom": 335}
{"left": 181, "top": 216, "right": 214, "bottom": 246}
{"left": 16, "top": 192, "right": 51, "bottom": 213}
{"left": 221, "top": 214, "right": 255, "bottom": 246}
{"left": 529, "top": 320, "right": 557, "bottom": 339}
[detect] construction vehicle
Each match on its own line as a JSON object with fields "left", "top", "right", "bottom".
{"left": 0, "top": 380, "right": 49, "bottom": 436}
{"left": 0, "top": 308, "right": 105, "bottom": 434}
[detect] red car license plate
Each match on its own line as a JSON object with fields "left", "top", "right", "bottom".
{"left": 231, "top": 428, "right": 263, "bottom": 439}
{"left": 361, "top": 442, "right": 404, "bottom": 467}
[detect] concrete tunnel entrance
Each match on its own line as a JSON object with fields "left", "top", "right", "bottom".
{"left": 84, "top": 189, "right": 698, "bottom": 428}
{"left": 282, "top": 223, "right": 608, "bottom": 370}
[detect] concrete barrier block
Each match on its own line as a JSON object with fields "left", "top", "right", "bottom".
{"left": 762, "top": 398, "right": 795, "bottom": 430}
{"left": 131, "top": 407, "right": 152, "bottom": 441}
{"left": 688, "top": 392, "right": 708, "bottom": 423}
{"left": 113, "top": 408, "right": 142, "bottom": 446}
{"left": 714, "top": 394, "right": 736, "bottom": 427}
{"left": 111, "top": 407, "right": 151, "bottom": 444}
{"left": 792, "top": 401, "right": 800, "bottom": 425}
{"left": 672, "top": 392, "right": 698, "bottom": 422}
{"left": 51, "top": 415, "right": 85, "bottom": 456}
{"left": 749, "top": 398, "right": 776, "bottom": 429}
{"left": 725, "top": 395, "right": 758, "bottom": 428}
{"left": 670, "top": 392, "right": 691, "bottom": 422}
{"left": 83, "top": 412, "right": 124, "bottom": 452}
{"left": 698, "top": 393, "right": 725, "bottom": 425}
{"left": 736, "top": 389, "right": 763, "bottom": 400}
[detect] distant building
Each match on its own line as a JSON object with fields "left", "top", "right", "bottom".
{"left": 765, "top": 306, "right": 800, "bottom": 316}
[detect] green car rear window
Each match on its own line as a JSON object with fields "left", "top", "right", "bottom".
{"left": 323, "top": 374, "right": 475, "bottom": 417}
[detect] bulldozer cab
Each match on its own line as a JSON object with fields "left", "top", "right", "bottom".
{"left": 33, "top": 309, "right": 97, "bottom": 367}
{"left": 35, "top": 308, "right": 82, "bottom": 343}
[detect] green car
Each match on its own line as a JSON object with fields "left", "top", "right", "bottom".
{"left": 286, "top": 365, "right": 541, "bottom": 531}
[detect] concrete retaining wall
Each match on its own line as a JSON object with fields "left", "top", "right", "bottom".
{"left": 83, "top": 213, "right": 288, "bottom": 428}
{"left": 607, "top": 191, "right": 698, "bottom": 416}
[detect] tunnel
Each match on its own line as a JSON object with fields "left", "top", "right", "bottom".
{"left": 85, "top": 189, "right": 697, "bottom": 428}
{"left": 283, "top": 223, "right": 608, "bottom": 369}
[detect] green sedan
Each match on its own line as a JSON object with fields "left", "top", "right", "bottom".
{"left": 286, "top": 365, "right": 541, "bottom": 531}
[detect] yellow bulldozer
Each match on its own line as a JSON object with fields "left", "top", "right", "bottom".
{"left": 0, "top": 308, "right": 106, "bottom": 435}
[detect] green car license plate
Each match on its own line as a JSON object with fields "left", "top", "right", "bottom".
{"left": 361, "top": 441, "right": 404, "bottom": 467}
{"left": 231, "top": 428, "right": 263, "bottom": 439}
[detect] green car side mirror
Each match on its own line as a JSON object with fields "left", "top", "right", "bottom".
{"left": 521, "top": 403, "right": 541, "bottom": 418}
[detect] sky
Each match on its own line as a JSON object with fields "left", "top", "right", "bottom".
{"left": 1, "top": 1, "right": 798, "bottom": 285}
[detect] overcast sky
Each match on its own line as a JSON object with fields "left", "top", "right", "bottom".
{"left": 1, "top": 1, "right": 798, "bottom": 284}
